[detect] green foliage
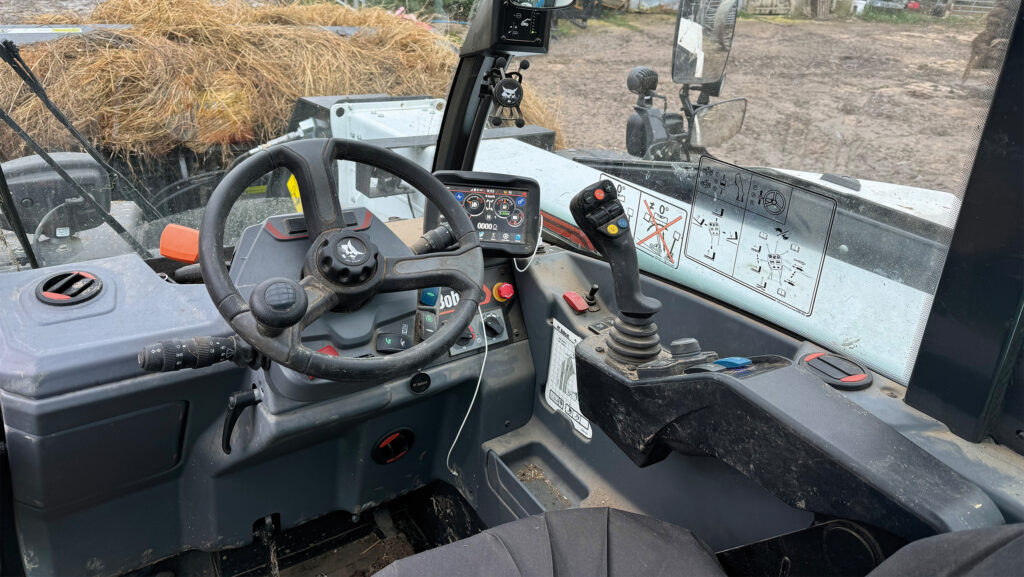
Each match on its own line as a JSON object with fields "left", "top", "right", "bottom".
{"left": 601, "top": 12, "right": 642, "bottom": 30}
{"left": 856, "top": 5, "right": 981, "bottom": 25}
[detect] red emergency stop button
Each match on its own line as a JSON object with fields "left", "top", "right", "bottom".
{"left": 563, "top": 291, "right": 589, "bottom": 313}
{"left": 493, "top": 282, "right": 515, "bottom": 302}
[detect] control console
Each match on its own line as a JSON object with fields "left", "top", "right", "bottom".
{"left": 417, "top": 269, "right": 522, "bottom": 358}
{"left": 434, "top": 171, "right": 541, "bottom": 258}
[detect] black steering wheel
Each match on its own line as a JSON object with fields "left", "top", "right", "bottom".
{"left": 199, "top": 138, "right": 485, "bottom": 383}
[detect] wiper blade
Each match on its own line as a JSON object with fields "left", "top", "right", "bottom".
{"left": 0, "top": 40, "right": 164, "bottom": 220}
{"left": 0, "top": 106, "right": 150, "bottom": 260}
{"left": 0, "top": 165, "right": 39, "bottom": 269}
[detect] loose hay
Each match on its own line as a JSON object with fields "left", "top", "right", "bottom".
{"left": 2, "top": 0, "right": 561, "bottom": 161}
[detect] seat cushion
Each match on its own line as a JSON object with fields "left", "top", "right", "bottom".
{"left": 868, "top": 523, "right": 1024, "bottom": 577}
{"left": 377, "top": 507, "right": 726, "bottom": 577}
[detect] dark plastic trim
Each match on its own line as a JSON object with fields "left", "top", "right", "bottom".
{"left": 905, "top": 13, "right": 1024, "bottom": 452}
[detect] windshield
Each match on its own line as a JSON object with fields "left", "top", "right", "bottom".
{"left": 470, "top": 0, "right": 1019, "bottom": 384}
{"left": 0, "top": 0, "right": 1019, "bottom": 386}
{"left": 0, "top": 0, "right": 474, "bottom": 269}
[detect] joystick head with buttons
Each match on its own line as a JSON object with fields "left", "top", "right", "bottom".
{"left": 570, "top": 180, "right": 663, "bottom": 366}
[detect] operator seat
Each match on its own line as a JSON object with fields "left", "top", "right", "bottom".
{"left": 378, "top": 507, "right": 1024, "bottom": 577}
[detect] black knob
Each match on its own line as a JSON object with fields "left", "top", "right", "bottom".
{"left": 316, "top": 232, "right": 378, "bottom": 285}
{"left": 484, "top": 316, "right": 503, "bottom": 338}
{"left": 457, "top": 326, "right": 474, "bottom": 346}
{"left": 250, "top": 277, "right": 307, "bottom": 330}
{"left": 670, "top": 338, "right": 702, "bottom": 358}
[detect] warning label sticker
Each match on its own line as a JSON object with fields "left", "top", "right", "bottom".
{"left": 635, "top": 193, "right": 688, "bottom": 269}
{"left": 544, "top": 319, "right": 591, "bottom": 439}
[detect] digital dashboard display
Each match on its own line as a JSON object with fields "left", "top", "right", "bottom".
{"left": 447, "top": 185, "right": 531, "bottom": 245}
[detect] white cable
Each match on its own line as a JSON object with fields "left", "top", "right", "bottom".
{"left": 514, "top": 213, "right": 543, "bottom": 273}
{"left": 446, "top": 305, "right": 488, "bottom": 477}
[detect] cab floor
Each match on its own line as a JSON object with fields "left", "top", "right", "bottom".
{"left": 127, "top": 482, "right": 485, "bottom": 577}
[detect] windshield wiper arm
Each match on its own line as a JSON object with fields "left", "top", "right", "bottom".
{"left": 0, "top": 166, "right": 39, "bottom": 269}
{"left": 0, "top": 40, "right": 164, "bottom": 220}
{"left": 0, "top": 106, "right": 151, "bottom": 260}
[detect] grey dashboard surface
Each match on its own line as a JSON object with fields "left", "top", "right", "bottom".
{"left": 0, "top": 254, "right": 227, "bottom": 399}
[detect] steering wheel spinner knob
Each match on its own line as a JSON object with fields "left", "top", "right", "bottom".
{"left": 317, "top": 232, "right": 379, "bottom": 285}
{"left": 251, "top": 277, "right": 308, "bottom": 332}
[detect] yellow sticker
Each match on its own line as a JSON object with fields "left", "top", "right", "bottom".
{"left": 287, "top": 175, "right": 303, "bottom": 213}
{"left": 606, "top": 223, "right": 619, "bottom": 234}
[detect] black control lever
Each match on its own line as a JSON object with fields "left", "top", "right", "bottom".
{"left": 138, "top": 336, "right": 262, "bottom": 372}
{"left": 570, "top": 181, "right": 660, "bottom": 320}
{"left": 222, "top": 389, "right": 261, "bottom": 454}
{"left": 570, "top": 180, "right": 663, "bottom": 365}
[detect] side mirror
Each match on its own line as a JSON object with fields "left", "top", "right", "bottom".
{"left": 690, "top": 97, "right": 746, "bottom": 148}
{"left": 507, "top": 0, "right": 577, "bottom": 8}
{"left": 671, "top": 0, "right": 737, "bottom": 87}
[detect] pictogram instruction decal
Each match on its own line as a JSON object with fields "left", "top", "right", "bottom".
{"left": 686, "top": 157, "right": 836, "bottom": 315}
{"left": 598, "top": 174, "right": 688, "bottom": 269}
{"left": 545, "top": 319, "right": 592, "bottom": 438}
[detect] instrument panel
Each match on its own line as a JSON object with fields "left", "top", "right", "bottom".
{"left": 434, "top": 171, "right": 541, "bottom": 258}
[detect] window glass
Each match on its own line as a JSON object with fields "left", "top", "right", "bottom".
{"left": 0, "top": 0, "right": 477, "bottom": 271}
{"left": 473, "top": 0, "right": 1020, "bottom": 383}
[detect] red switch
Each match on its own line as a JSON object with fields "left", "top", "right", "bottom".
{"left": 562, "top": 291, "right": 589, "bottom": 313}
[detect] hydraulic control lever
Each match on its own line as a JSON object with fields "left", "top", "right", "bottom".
{"left": 570, "top": 181, "right": 663, "bottom": 365}
{"left": 570, "top": 180, "right": 717, "bottom": 372}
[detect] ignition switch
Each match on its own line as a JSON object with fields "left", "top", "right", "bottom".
{"left": 484, "top": 315, "right": 504, "bottom": 337}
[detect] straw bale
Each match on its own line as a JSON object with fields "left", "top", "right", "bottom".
{"left": 2, "top": 0, "right": 562, "bottom": 161}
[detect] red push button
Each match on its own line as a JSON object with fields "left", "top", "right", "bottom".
{"left": 563, "top": 291, "right": 588, "bottom": 313}
{"left": 594, "top": 188, "right": 605, "bottom": 200}
{"left": 493, "top": 282, "right": 515, "bottom": 302}
{"left": 309, "top": 344, "right": 340, "bottom": 379}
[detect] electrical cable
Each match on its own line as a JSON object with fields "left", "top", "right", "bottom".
{"left": 446, "top": 305, "right": 488, "bottom": 477}
{"left": 32, "top": 200, "right": 76, "bottom": 248}
{"left": 0, "top": 41, "right": 163, "bottom": 220}
{"left": 514, "top": 213, "right": 543, "bottom": 273}
{"left": 0, "top": 107, "right": 151, "bottom": 259}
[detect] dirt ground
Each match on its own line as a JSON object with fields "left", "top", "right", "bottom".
{"left": 527, "top": 14, "right": 1000, "bottom": 194}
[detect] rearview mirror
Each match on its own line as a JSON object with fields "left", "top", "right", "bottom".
{"left": 672, "top": 0, "right": 737, "bottom": 86}
{"left": 506, "top": 0, "right": 577, "bottom": 9}
{"left": 690, "top": 98, "right": 746, "bottom": 148}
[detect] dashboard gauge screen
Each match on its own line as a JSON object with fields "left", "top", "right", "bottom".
{"left": 433, "top": 171, "right": 541, "bottom": 258}
{"left": 450, "top": 186, "right": 530, "bottom": 245}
